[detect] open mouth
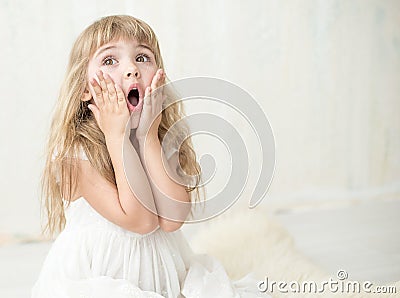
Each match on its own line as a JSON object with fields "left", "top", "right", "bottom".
{"left": 127, "top": 88, "right": 139, "bottom": 106}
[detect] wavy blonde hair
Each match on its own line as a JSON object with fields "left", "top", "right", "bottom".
{"left": 40, "top": 15, "right": 202, "bottom": 237}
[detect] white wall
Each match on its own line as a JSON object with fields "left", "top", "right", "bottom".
{"left": 0, "top": 0, "right": 399, "bottom": 236}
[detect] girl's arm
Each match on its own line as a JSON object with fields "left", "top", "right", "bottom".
{"left": 138, "top": 135, "right": 191, "bottom": 232}
{"left": 107, "top": 132, "right": 159, "bottom": 229}
{"left": 78, "top": 71, "right": 159, "bottom": 235}
{"left": 135, "top": 69, "right": 191, "bottom": 232}
{"left": 76, "top": 132, "right": 159, "bottom": 235}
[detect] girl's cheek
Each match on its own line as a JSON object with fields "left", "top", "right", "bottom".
{"left": 140, "top": 63, "right": 157, "bottom": 74}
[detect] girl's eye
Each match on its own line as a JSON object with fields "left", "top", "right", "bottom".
{"left": 102, "top": 57, "right": 117, "bottom": 66}
{"left": 136, "top": 54, "right": 150, "bottom": 63}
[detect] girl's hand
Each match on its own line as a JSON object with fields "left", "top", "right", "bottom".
{"left": 136, "top": 69, "right": 166, "bottom": 144}
{"left": 88, "top": 70, "right": 130, "bottom": 140}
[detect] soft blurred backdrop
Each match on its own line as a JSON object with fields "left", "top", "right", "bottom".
{"left": 0, "top": 0, "right": 399, "bottom": 296}
{"left": 1, "top": 0, "right": 398, "bottom": 235}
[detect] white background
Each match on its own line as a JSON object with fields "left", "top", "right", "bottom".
{"left": 0, "top": 0, "right": 399, "bottom": 237}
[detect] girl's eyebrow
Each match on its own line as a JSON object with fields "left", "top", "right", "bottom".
{"left": 95, "top": 45, "right": 118, "bottom": 58}
{"left": 137, "top": 44, "right": 153, "bottom": 53}
{"left": 94, "top": 44, "right": 153, "bottom": 59}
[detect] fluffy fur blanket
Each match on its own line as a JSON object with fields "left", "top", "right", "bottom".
{"left": 189, "top": 204, "right": 399, "bottom": 298}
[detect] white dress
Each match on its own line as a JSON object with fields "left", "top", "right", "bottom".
{"left": 32, "top": 148, "right": 270, "bottom": 298}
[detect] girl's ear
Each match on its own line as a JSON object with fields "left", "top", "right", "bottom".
{"left": 81, "top": 89, "right": 92, "bottom": 102}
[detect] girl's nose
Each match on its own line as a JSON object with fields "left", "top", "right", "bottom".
{"left": 126, "top": 70, "right": 139, "bottom": 78}
{"left": 125, "top": 65, "right": 140, "bottom": 79}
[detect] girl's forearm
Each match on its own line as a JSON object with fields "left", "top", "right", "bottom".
{"left": 105, "top": 132, "right": 159, "bottom": 230}
{"left": 138, "top": 136, "right": 191, "bottom": 230}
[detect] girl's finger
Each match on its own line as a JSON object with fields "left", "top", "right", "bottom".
{"left": 115, "top": 84, "right": 126, "bottom": 105}
{"left": 162, "top": 93, "right": 167, "bottom": 104}
{"left": 90, "top": 78, "right": 104, "bottom": 107}
{"left": 157, "top": 69, "right": 165, "bottom": 87}
{"left": 97, "top": 70, "right": 110, "bottom": 104}
{"left": 149, "top": 70, "right": 158, "bottom": 90}
{"left": 114, "top": 84, "right": 126, "bottom": 103}
{"left": 104, "top": 73, "right": 117, "bottom": 104}
{"left": 150, "top": 69, "right": 163, "bottom": 91}
{"left": 144, "top": 87, "right": 152, "bottom": 106}
{"left": 151, "top": 70, "right": 165, "bottom": 106}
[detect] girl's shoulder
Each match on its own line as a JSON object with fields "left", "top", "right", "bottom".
{"left": 51, "top": 145, "right": 88, "bottom": 185}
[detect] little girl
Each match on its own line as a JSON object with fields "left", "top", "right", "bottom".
{"left": 32, "top": 15, "right": 269, "bottom": 298}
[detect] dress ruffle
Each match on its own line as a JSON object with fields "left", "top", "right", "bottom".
{"left": 32, "top": 198, "right": 269, "bottom": 297}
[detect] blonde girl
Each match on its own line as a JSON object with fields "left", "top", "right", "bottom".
{"left": 32, "top": 14, "right": 268, "bottom": 298}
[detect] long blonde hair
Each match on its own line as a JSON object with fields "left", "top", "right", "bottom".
{"left": 41, "top": 15, "right": 202, "bottom": 237}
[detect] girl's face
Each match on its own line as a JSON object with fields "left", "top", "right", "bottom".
{"left": 84, "top": 38, "right": 158, "bottom": 112}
